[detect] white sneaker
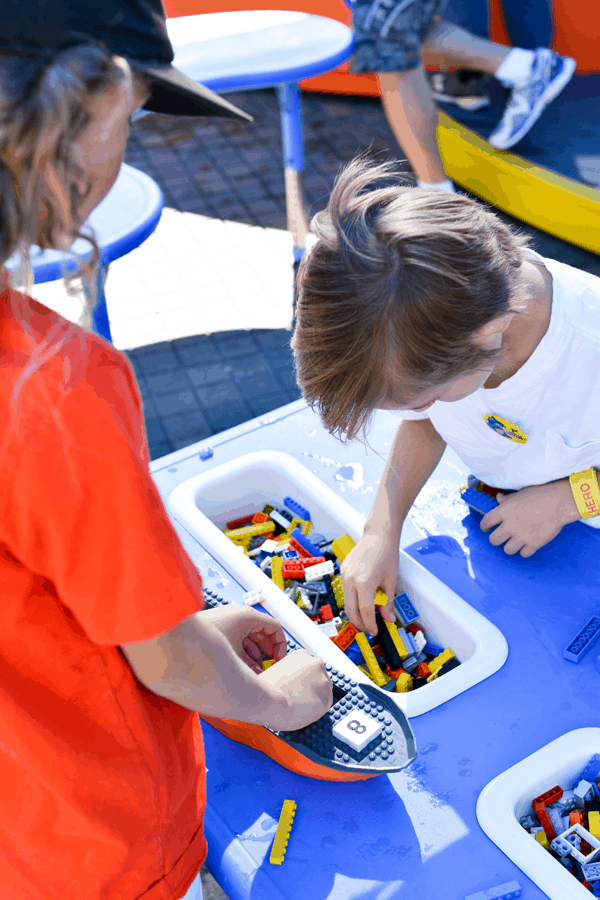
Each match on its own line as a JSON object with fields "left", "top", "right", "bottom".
{"left": 488, "top": 48, "right": 576, "bottom": 150}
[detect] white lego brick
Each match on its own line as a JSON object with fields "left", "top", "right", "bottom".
{"left": 269, "top": 510, "right": 292, "bottom": 529}
{"left": 318, "top": 621, "right": 339, "bottom": 638}
{"left": 304, "top": 561, "right": 334, "bottom": 582}
{"left": 574, "top": 779, "right": 594, "bottom": 807}
{"left": 244, "top": 589, "right": 267, "bottom": 607}
{"left": 551, "top": 823, "right": 600, "bottom": 864}
{"left": 261, "top": 540, "right": 278, "bottom": 554}
{"left": 413, "top": 630, "right": 427, "bottom": 653}
{"left": 273, "top": 542, "right": 290, "bottom": 554}
{"left": 332, "top": 709, "right": 384, "bottom": 753}
{"left": 259, "top": 556, "right": 271, "bottom": 571}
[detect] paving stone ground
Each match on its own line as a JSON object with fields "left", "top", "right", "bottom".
{"left": 123, "top": 88, "right": 600, "bottom": 462}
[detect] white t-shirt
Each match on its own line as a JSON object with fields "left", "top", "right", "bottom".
{"left": 398, "top": 248, "right": 600, "bottom": 527}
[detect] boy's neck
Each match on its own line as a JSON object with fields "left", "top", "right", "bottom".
{"left": 484, "top": 258, "right": 553, "bottom": 389}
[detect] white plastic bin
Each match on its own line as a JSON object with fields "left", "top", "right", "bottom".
{"left": 477, "top": 728, "right": 600, "bottom": 900}
{"left": 167, "top": 450, "right": 508, "bottom": 716}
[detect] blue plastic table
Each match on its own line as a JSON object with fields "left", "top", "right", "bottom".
{"left": 151, "top": 399, "right": 600, "bottom": 900}
{"left": 5, "top": 163, "right": 163, "bottom": 343}
{"left": 166, "top": 11, "right": 353, "bottom": 259}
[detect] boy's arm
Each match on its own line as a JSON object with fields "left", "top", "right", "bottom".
{"left": 120, "top": 605, "right": 333, "bottom": 732}
{"left": 343, "top": 418, "right": 447, "bottom": 635}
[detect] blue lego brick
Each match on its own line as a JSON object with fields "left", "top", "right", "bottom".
{"left": 282, "top": 550, "right": 299, "bottom": 560}
{"left": 461, "top": 486, "right": 499, "bottom": 516}
{"left": 345, "top": 640, "right": 365, "bottom": 666}
{"left": 393, "top": 592, "right": 420, "bottom": 626}
{"left": 424, "top": 642, "right": 444, "bottom": 657}
{"left": 464, "top": 881, "right": 522, "bottom": 900}
{"left": 580, "top": 754, "right": 600, "bottom": 786}
{"left": 198, "top": 446, "right": 213, "bottom": 461}
{"left": 283, "top": 495, "right": 311, "bottom": 521}
{"left": 290, "top": 528, "right": 322, "bottom": 558}
{"left": 564, "top": 616, "right": 600, "bottom": 663}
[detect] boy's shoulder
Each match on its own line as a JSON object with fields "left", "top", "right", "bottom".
{"left": 529, "top": 250, "right": 600, "bottom": 338}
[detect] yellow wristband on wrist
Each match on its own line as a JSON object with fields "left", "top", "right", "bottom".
{"left": 569, "top": 468, "right": 600, "bottom": 518}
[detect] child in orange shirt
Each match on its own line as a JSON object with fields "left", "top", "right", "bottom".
{"left": 0, "top": 3, "right": 331, "bottom": 899}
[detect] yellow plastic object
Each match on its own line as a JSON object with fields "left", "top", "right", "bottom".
{"left": 374, "top": 590, "right": 387, "bottom": 607}
{"left": 589, "top": 810, "right": 600, "bottom": 841}
{"left": 224, "top": 521, "right": 273, "bottom": 542}
{"left": 331, "top": 534, "right": 355, "bottom": 562}
{"left": 355, "top": 633, "right": 388, "bottom": 688}
{"left": 271, "top": 556, "right": 285, "bottom": 591}
{"left": 270, "top": 799, "right": 297, "bottom": 865}
{"left": 438, "top": 111, "right": 600, "bottom": 255}
{"left": 262, "top": 659, "right": 275, "bottom": 670}
{"left": 331, "top": 575, "right": 345, "bottom": 608}
{"left": 535, "top": 831, "right": 551, "bottom": 851}
{"left": 356, "top": 664, "right": 374, "bottom": 681}
{"left": 301, "top": 520, "right": 312, "bottom": 536}
{"left": 395, "top": 672, "right": 413, "bottom": 693}
{"left": 429, "top": 648, "right": 455, "bottom": 675}
{"left": 384, "top": 620, "right": 409, "bottom": 661}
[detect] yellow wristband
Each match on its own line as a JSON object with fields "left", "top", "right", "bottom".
{"left": 569, "top": 468, "right": 600, "bottom": 518}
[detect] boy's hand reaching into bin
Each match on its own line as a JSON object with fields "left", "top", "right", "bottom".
{"left": 341, "top": 532, "right": 399, "bottom": 637}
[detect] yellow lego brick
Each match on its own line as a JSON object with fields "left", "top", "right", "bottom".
{"left": 374, "top": 590, "right": 388, "bottom": 607}
{"left": 301, "top": 520, "right": 312, "bottom": 536}
{"left": 395, "top": 672, "right": 413, "bottom": 692}
{"left": 331, "top": 576, "right": 345, "bottom": 608}
{"left": 331, "top": 534, "right": 355, "bottom": 563}
{"left": 262, "top": 659, "right": 275, "bottom": 670}
{"left": 262, "top": 503, "right": 275, "bottom": 515}
{"left": 535, "top": 831, "right": 551, "bottom": 851}
{"left": 270, "top": 799, "right": 297, "bottom": 865}
{"left": 426, "top": 670, "right": 440, "bottom": 683}
{"left": 295, "top": 593, "right": 309, "bottom": 610}
{"left": 355, "top": 632, "right": 388, "bottom": 688}
{"left": 270, "top": 555, "right": 285, "bottom": 591}
{"left": 429, "top": 648, "right": 455, "bottom": 675}
{"left": 384, "top": 619, "right": 409, "bottom": 661}
{"left": 287, "top": 518, "right": 304, "bottom": 534}
{"left": 224, "top": 521, "right": 274, "bottom": 542}
{"left": 356, "top": 664, "right": 377, "bottom": 683}
{"left": 589, "top": 810, "right": 600, "bottom": 841}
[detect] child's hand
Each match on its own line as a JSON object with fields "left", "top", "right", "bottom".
{"left": 259, "top": 650, "right": 333, "bottom": 730}
{"left": 479, "top": 479, "right": 580, "bottom": 557}
{"left": 341, "top": 532, "right": 400, "bottom": 637}
{"left": 199, "top": 606, "right": 287, "bottom": 675}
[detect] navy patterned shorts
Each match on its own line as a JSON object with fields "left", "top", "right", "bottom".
{"left": 350, "top": 0, "right": 449, "bottom": 74}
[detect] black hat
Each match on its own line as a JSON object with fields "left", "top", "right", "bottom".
{"left": 0, "top": 0, "right": 252, "bottom": 122}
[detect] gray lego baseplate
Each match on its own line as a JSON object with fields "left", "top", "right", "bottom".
{"left": 203, "top": 588, "right": 417, "bottom": 775}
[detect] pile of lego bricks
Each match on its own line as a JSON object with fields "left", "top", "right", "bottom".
{"left": 520, "top": 754, "right": 600, "bottom": 893}
{"left": 221, "top": 495, "right": 460, "bottom": 693}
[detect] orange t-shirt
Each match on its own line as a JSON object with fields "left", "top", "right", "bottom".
{"left": 0, "top": 288, "right": 207, "bottom": 900}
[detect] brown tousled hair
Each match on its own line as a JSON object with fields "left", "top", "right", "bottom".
{"left": 292, "top": 157, "right": 531, "bottom": 441}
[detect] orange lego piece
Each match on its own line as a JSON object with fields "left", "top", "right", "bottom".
{"left": 415, "top": 662, "right": 431, "bottom": 679}
{"left": 252, "top": 512, "right": 271, "bottom": 524}
{"left": 331, "top": 622, "right": 358, "bottom": 651}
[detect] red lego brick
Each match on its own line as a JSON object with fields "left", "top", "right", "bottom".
{"left": 288, "top": 537, "right": 312, "bottom": 558}
{"left": 281, "top": 556, "right": 325, "bottom": 578}
{"left": 386, "top": 665, "right": 406, "bottom": 679}
{"left": 226, "top": 514, "right": 255, "bottom": 529}
{"left": 252, "top": 512, "right": 271, "bottom": 524}
{"left": 570, "top": 809, "right": 587, "bottom": 829}
{"left": 371, "top": 644, "right": 384, "bottom": 658}
{"left": 320, "top": 605, "right": 333, "bottom": 622}
{"left": 415, "top": 662, "right": 431, "bottom": 679}
{"left": 405, "top": 623, "right": 424, "bottom": 637}
{"left": 533, "top": 786, "right": 563, "bottom": 807}
{"left": 331, "top": 622, "right": 358, "bottom": 651}
{"left": 533, "top": 804, "right": 556, "bottom": 841}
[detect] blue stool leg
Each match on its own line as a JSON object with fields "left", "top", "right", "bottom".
{"left": 277, "top": 82, "right": 309, "bottom": 262}
{"left": 90, "top": 264, "right": 112, "bottom": 343}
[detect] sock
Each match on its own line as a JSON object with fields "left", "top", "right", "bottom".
{"left": 495, "top": 47, "right": 536, "bottom": 86}
{"left": 416, "top": 178, "right": 455, "bottom": 193}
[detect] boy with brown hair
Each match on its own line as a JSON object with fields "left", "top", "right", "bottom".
{"left": 292, "top": 158, "right": 600, "bottom": 637}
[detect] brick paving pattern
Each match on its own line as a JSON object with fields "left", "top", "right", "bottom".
{"left": 124, "top": 88, "right": 600, "bottom": 460}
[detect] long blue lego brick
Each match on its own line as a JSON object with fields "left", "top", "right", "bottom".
{"left": 464, "top": 881, "right": 521, "bottom": 900}
{"left": 460, "top": 486, "right": 499, "bottom": 515}
{"left": 579, "top": 754, "right": 600, "bottom": 785}
{"left": 283, "top": 496, "right": 311, "bottom": 521}
{"left": 290, "top": 528, "right": 322, "bottom": 558}
{"left": 563, "top": 615, "right": 600, "bottom": 663}
{"left": 393, "top": 592, "right": 419, "bottom": 626}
